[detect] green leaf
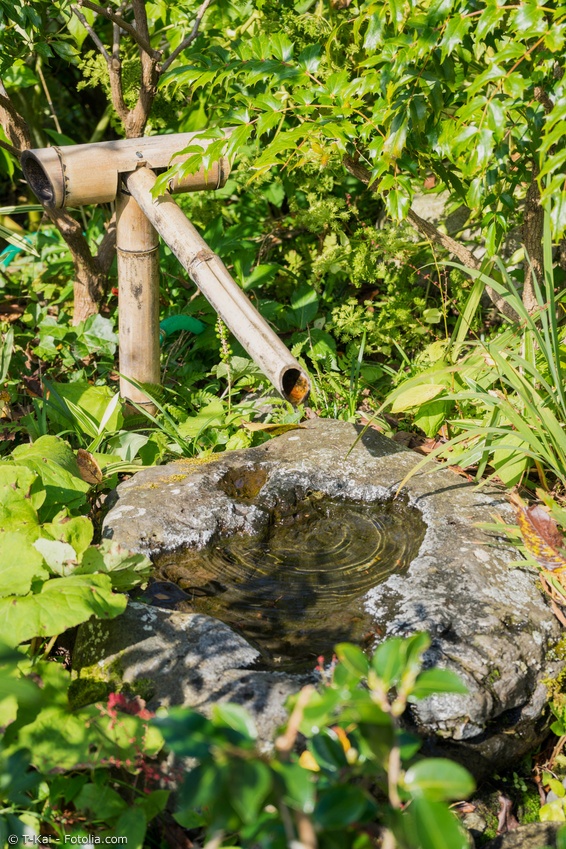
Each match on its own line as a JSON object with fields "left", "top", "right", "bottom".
{"left": 423, "top": 308, "right": 443, "bottom": 324}
{"left": 11, "top": 436, "right": 90, "bottom": 516}
{"left": 45, "top": 381, "right": 122, "bottom": 436}
{"left": 390, "top": 383, "right": 445, "bottom": 413}
{"left": 410, "top": 668, "right": 468, "bottom": 699}
{"left": 272, "top": 761, "right": 315, "bottom": 813}
{"left": 74, "top": 783, "right": 128, "bottom": 821}
{"left": 314, "top": 785, "right": 372, "bottom": 829}
{"left": 405, "top": 798, "right": 468, "bottom": 849}
{"left": 491, "top": 433, "right": 532, "bottom": 487}
{"left": 335, "top": 643, "right": 369, "bottom": 679}
{"left": 0, "top": 487, "right": 41, "bottom": 540}
{"left": 413, "top": 399, "right": 451, "bottom": 438}
{"left": 177, "top": 399, "right": 225, "bottom": 438}
{"left": 112, "top": 807, "right": 147, "bottom": 849}
{"left": 0, "top": 574, "right": 127, "bottom": 646}
{"left": 33, "top": 538, "right": 78, "bottom": 576}
{"left": 42, "top": 515, "right": 93, "bottom": 559}
{"left": 308, "top": 730, "right": 348, "bottom": 772}
{"left": 0, "top": 462, "right": 44, "bottom": 510}
{"left": 371, "top": 637, "right": 406, "bottom": 687}
{"left": 212, "top": 703, "right": 257, "bottom": 741}
{"left": 308, "top": 329, "right": 338, "bottom": 368}
{"left": 137, "top": 789, "right": 169, "bottom": 822}
{"left": 229, "top": 760, "right": 272, "bottom": 822}
{"left": 404, "top": 759, "right": 475, "bottom": 801}
{"left": 540, "top": 799, "right": 566, "bottom": 823}
{"left": 77, "top": 540, "right": 151, "bottom": 592}
{"left": 16, "top": 697, "right": 161, "bottom": 772}
{"left": 0, "top": 533, "right": 49, "bottom": 597}
{"left": 291, "top": 283, "right": 319, "bottom": 329}
{"left": 154, "top": 709, "right": 217, "bottom": 758}
{"left": 178, "top": 762, "right": 225, "bottom": 811}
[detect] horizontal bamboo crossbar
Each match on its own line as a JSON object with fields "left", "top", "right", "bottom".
{"left": 22, "top": 132, "right": 230, "bottom": 208}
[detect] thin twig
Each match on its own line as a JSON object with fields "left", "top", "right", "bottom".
{"left": 71, "top": 4, "right": 111, "bottom": 62}
{"left": 160, "top": 0, "right": 214, "bottom": 73}
{"left": 275, "top": 685, "right": 315, "bottom": 755}
{"left": 296, "top": 811, "right": 318, "bottom": 849}
{"left": 0, "top": 138, "right": 19, "bottom": 158}
{"left": 77, "top": 0, "right": 159, "bottom": 58}
{"left": 387, "top": 743, "right": 402, "bottom": 809}
{"left": 36, "top": 62, "right": 62, "bottom": 133}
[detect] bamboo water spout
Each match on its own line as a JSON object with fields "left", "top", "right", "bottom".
{"left": 124, "top": 166, "right": 310, "bottom": 405}
{"left": 22, "top": 131, "right": 310, "bottom": 406}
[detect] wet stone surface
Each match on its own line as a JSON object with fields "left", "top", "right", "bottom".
{"left": 95, "top": 418, "right": 565, "bottom": 774}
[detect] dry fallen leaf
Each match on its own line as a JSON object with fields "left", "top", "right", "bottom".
{"left": 76, "top": 448, "right": 103, "bottom": 485}
{"left": 509, "top": 491, "right": 566, "bottom": 572}
{"left": 496, "top": 793, "right": 519, "bottom": 834}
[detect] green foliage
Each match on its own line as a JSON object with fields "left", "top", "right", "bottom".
{"left": 379, "top": 216, "right": 566, "bottom": 489}
{"left": 0, "top": 443, "right": 150, "bottom": 646}
{"left": 0, "top": 644, "right": 167, "bottom": 844}
{"left": 161, "top": 0, "right": 566, "bottom": 241}
{"left": 157, "top": 633, "right": 473, "bottom": 849}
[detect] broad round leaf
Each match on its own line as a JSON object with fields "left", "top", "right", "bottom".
{"left": 404, "top": 759, "right": 475, "bottom": 802}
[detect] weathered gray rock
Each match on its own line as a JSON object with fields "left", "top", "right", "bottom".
{"left": 483, "top": 823, "right": 562, "bottom": 849}
{"left": 73, "top": 602, "right": 306, "bottom": 746}
{"left": 100, "top": 419, "right": 563, "bottom": 775}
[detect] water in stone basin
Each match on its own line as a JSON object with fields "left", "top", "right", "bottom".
{"left": 153, "top": 493, "right": 426, "bottom": 672}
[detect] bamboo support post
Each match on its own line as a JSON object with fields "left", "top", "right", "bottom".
{"left": 116, "top": 188, "right": 160, "bottom": 410}
{"left": 124, "top": 166, "right": 310, "bottom": 405}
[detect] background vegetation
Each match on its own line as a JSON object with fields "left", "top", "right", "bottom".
{"left": 1, "top": 0, "right": 566, "bottom": 845}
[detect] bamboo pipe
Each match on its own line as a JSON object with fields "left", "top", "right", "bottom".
{"left": 124, "top": 166, "right": 310, "bottom": 405}
{"left": 116, "top": 189, "right": 160, "bottom": 411}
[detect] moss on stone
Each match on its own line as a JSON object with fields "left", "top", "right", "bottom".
{"left": 69, "top": 653, "right": 155, "bottom": 709}
{"left": 549, "top": 633, "right": 566, "bottom": 662}
{"left": 518, "top": 788, "right": 541, "bottom": 824}
{"left": 486, "top": 668, "right": 501, "bottom": 685}
{"left": 68, "top": 677, "right": 112, "bottom": 710}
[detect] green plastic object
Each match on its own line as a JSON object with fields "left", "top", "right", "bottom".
{"left": 159, "top": 314, "right": 206, "bottom": 339}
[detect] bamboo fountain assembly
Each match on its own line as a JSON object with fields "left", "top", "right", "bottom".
{"left": 21, "top": 133, "right": 310, "bottom": 408}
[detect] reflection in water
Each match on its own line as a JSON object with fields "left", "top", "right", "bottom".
{"left": 154, "top": 494, "right": 426, "bottom": 671}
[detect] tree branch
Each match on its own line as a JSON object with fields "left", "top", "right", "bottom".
{"left": 77, "top": 0, "right": 160, "bottom": 59}
{"left": 70, "top": 4, "right": 111, "bottom": 62}
{"left": 0, "top": 83, "right": 32, "bottom": 152}
{"left": 342, "top": 154, "right": 519, "bottom": 321}
{"left": 124, "top": 0, "right": 160, "bottom": 137}
{"left": 160, "top": 0, "right": 214, "bottom": 73}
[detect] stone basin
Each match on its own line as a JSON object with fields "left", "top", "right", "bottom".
{"left": 80, "top": 419, "right": 563, "bottom": 776}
